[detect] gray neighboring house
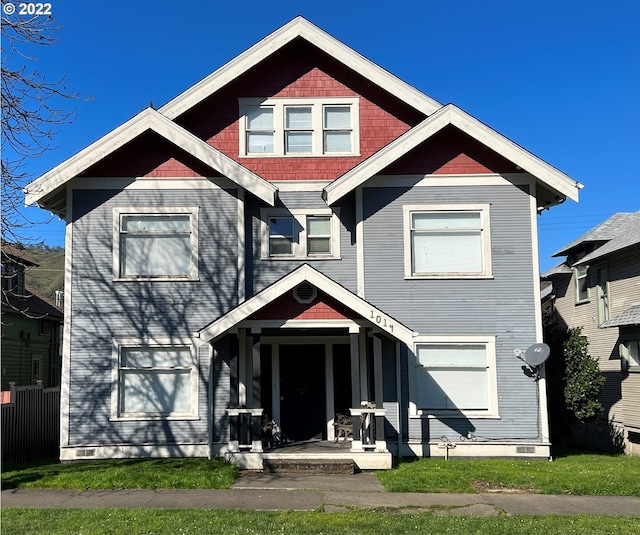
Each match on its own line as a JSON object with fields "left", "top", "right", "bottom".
{"left": 543, "top": 211, "right": 640, "bottom": 455}
{"left": 24, "top": 18, "right": 581, "bottom": 469}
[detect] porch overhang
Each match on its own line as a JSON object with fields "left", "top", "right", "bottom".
{"left": 196, "top": 264, "right": 415, "bottom": 345}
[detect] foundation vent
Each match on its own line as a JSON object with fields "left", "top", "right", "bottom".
{"left": 293, "top": 282, "right": 317, "bottom": 304}
{"left": 76, "top": 448, "right": 96, "bottom": 457}
{"left": 516, "top": 446, "right": 536, "bottom": 454}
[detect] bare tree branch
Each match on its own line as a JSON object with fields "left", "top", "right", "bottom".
{"left": 1, "top": 6, "right": 90, "bottom": 243}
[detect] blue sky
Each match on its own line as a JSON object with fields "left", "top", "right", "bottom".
{"left": 9, "top": 0, "right": 639, "bottom": 271}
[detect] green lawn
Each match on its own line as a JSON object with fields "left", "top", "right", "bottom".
{"left": 1, "top": 457, "right": 237, "bottom": 490}
{"left": 376, "top": 449, "right": 640, "bottom": 496}
{"left": 2, "top": 509, "right": 639, "bottom": 535}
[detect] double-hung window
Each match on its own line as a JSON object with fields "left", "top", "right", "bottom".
{"left": 114, "top": 208, "right": 199, "bottom": 280}
{"left": 574, "top": 265, "right": 589, "bottom": 303}
{"left": 413, "top": 337, "right": 498, "bottom": 417}
{"left": 240, "top": 98, "right": 359, "bottom": 157}
{"left": 261, "top": 209, "right": 339, "bottom": 259}
{"left": 404, "top": 204, "right": 492, "bottom": 278}
{"left": 596, "top": 266, "right": 609, "bottom": 323}
{"left": 620, "top": 341, "right": 640, "bottom": 372}
{"left": 112, "top": 342, "right": 197, "bottom": 419}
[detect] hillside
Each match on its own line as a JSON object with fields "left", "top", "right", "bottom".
{"left": 24, "top": 245, "right": 65, "bottom": 303}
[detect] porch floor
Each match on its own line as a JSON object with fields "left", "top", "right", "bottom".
{"left": 228, "top": 439, "right": 393, "bottom": 471}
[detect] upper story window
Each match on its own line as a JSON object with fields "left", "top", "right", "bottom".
{"left": 260, "top": 208, "right": 340, "bottom": 260}
{"left": 239, "top": 98, "right": 359, "bottom": 157}
{"left": 403, "top": 204, "right": 492, "bottom": 279}
{"left": 574, "top": 265, "right": 589, "bottom": 303}
{"left": 596, "top": 266, "right": 610, "bottom": 324}
{"left": 114, "top": 207, "right": 199, "bottom": 281}
{"left": 621, "top": 341, "right": 640, "bottom": 372}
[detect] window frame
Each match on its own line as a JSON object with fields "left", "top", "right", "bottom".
{"left": 596, "top": 265, "right": 610, "bottom": 324}
{"left": 110, "top": 338, "right": 199, "bottom": 420}
{"left": 574, "top": 265, "right": 589, "bottom": 304}
{"left": 620, "top": 340, "right": 640, "bottom": 373}
{"left": 113, "top": 207, "right": 199, "bottom": 282}
{"left": 259, "top": 208, "right": 341, "bottom": 260}
{"left": 410, "top": 336, "right": 499, "bottom": 419}
{"left": 403, "top": 204, "right": 492, "bottom": 279}
{"left": 239, "top": 98, "right": 360, "bottom": 157}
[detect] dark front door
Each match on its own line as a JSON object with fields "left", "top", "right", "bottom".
{"left": 279, "top": 344, "right": 326, "bottom": 441}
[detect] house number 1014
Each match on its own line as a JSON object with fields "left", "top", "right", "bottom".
{"left": 370, "top": 310, "right": 394, "bottom": 332}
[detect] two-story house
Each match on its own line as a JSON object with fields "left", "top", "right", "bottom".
{"left": 1, "top": 243, "right": 63, "bottom": 392}
{"left": 25, "top": 18, "right": 580, "bottom": 469}
{"left": 543, "top": 211, "right": 640, "bottom": 456}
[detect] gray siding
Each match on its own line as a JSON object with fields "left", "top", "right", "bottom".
{"left": 68, "top": 188, "right": 239, "bottom": 445}
{"left": 364, "top": 184, "right": 542, "bottom": 443}
{"left": 246, "top": 190, "right": 357, "bottom": 295}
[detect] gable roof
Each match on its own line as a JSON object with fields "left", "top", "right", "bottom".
{"left": 323, "top": 104, "right": 582, "bottom": 206}
{"left": 553, "top": 211, "right": 640, "bottom": 264}
{"left": 159, "top": 17, "right": 441, "bottom": 120}
{"left": 25, "top": 108, "right": 278, "bottom": 215}
{"left": 196, "top": 264, "right": 414, "bottom": 345}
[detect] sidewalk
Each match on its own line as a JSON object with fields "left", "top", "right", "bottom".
{"left": 3, "top": 473, "right": 640, "bottom": 516}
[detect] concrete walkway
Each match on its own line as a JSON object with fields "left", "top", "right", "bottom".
{"left": 3, "top": 473, "right": 640, "bottom": 516}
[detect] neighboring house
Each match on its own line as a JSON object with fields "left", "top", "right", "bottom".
{"left": 542, "top": 211, "right": 640, "bottom": 456}
{"left": 1, "top": 243, "right": 63, "bottom": 392}
{"left": 25, "top": 18, "right": 581, "bottom": 468}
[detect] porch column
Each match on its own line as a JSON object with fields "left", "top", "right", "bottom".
{"left": 251, "top": 328, "right": 263, "bottom": 453}
{"left": 373, "top": 333, "right": 387, "bottom": 450}
{"left": 229, "top": 332, "right": 239, "bottom": 452}
{"left": 350, "top": 326, "right": 362, "bottom": 447}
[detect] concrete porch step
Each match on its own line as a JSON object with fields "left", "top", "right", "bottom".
{"left": 263, "top": 457, "right": 355, "bottom": 474}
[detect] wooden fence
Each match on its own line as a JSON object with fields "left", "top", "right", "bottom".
{"left": 2, "top": 382, "right": 60, "bottom": 464}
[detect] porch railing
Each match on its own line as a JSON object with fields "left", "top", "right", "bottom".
{"left": 227, "top": 408, "right": 263, "bottom": 453}
{"left": 349, "top": 406, "right": 387, "bottom": 452}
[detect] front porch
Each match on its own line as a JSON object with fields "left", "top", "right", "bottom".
{"left": 225, "top": 438, "right": 393, "bottom": 471}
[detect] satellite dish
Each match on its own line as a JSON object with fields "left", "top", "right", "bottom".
{"left": 523, "top": 343, "right": 550, "bottom": 367}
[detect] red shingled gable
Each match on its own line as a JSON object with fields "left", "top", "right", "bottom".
{"left": 249, "top": 289, "right": 357, "bottom": 321}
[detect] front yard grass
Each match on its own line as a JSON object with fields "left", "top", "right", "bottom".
{"left": 2, "top": 509, "right": 639, "bottom": 535}
{"left": 1, "top": 457, "right": 237, "bottom": 490}
{"left": 376, "top": 449, "right": 640, "bottom": 496}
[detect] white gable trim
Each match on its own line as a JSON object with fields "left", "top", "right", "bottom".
{"left": 196, "top": 264, "right": 414, "bottom": 346}
{"left": 159, "top": 17, "right": 441, "bottom": 120}
{"left": 25, "top": 108, "right": 278, "bottom": 208}
{"left": 323, "top": 104, "right": 582, "bottom": 205}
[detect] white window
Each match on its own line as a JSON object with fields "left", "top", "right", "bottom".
{"left": 574, "top": 265, "right": 589, "bottom": 303}
{"left": 403, "top": 204, "right": 492, "bottom": 278}
{"left": 413, "top": 337, "right": 498, "bottom": 417}
{"left": 113, "top": 207, "right": 199, "bottom": 281}
{"left": 260, "top": 208, "right": 340, "bottom": 259}
{"left": 239, "top": 98, "right": 359, "bottom": 157}
{"left": 596, "top": 266, "right": 609, "bottom": 323}
{"left": 621, "top": 341, "right": 640, "bottom": 372}
{"left": 112, "top": 342, "right": 197, "bottom": 419}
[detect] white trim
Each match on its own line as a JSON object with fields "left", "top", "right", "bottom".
{"left": 26, "top": 108, "right": 278, "bottom": 209}
{"left": 325, "top": 343, "right": 335, "bottom": 441}
{"left": 409, "top": 335, "right": 499, "bottom": 419}
{"left": 159, "top": 17, "right": 440, "bottom": 120}
{"left": 71, "top": 177, "right": 230, "bottom": 190}
{"left": 239, "top": 97, "right": 360, "bottom": 158}
{"left": 237, "top": 189, "right": 245, "bottom": 302}
{"left": 356, "top": 186, "right": 365, "bottom": 298}
{"left": 59, "top": 187, "right": 73, "bottom": 450}
{"left": 60, "top": 444, "right": 210, "bottom": 462}
{"left": 402, "top": 203, "right": 493, "bottom": 279}
{"left": 197, "top": 264, "right": 414, "bottom": 345}
{"left": 365, "top": 173, "right": 535, "bottom": 189}
{"left": 259, "top": 207, "right": 341, "bottom": 260}
{"left": 324, "top": 104, "right": 582, "bottom": 205}
{"left": 110, "top": 337, "right": 199, "bottom": 420}
{"left": 240, "top": 320, "right": 359, "bottom": 332}
{"left": 112, "top": 206, "right": 200, "bottom": 282}
{"left": 272, "top": 180, "right": 332, "bottom": 192}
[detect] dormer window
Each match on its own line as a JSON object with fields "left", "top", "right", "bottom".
{"left": 240, "top": 98, "right": 359, "bottom": 157}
